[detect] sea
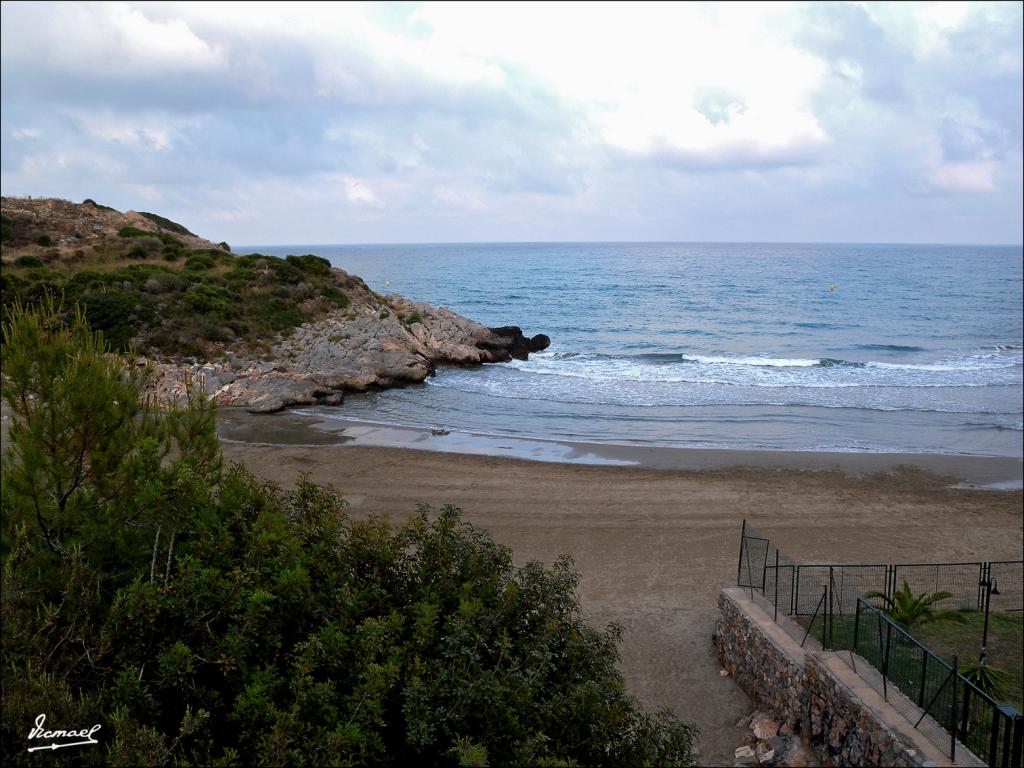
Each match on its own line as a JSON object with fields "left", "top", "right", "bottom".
{"left": 240, "top": 242, "right": 1024, "bottom": 458}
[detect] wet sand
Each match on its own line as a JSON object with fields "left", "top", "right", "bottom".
{"left": 218, "top": 410, "right": 1024, "bottom": 766}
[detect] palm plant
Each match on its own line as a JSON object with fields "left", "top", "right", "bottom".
{"left": 865, "top": 580, "right": 969, "bottom": 629}
{"left": 960, "top": 659, "right": 1010, "bottom": 701}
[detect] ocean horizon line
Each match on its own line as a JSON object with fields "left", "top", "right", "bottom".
{"left": 235, "top": 238, "right": 1024, "bottom": 250}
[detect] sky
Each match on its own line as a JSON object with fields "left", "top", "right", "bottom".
{"left": 1, "top": 1, "right": 1022, "bottom": 246}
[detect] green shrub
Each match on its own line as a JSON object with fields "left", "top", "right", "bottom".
{"left": 960, "top": 660, "right": 1009, "bottom": 700}
{"left": 255, "top": 298, "right": 304, "bottom": 330}
{"left": 79, "top": 292, "right": 152, "bottom": 351}
{"left": 268, "top": 260, "right": 306, "bottom": 285}
{"left": 866, "top": 581, "right": 969, "bottom": 629}
{"left": 34, "top": 234, "right": 52, "bottom": 247}
{"left": 184, "top": 254, "right": 215, "bottom": 272}
{"left": 118, "top": 225, "right": 153, "bottom": 238}
{"left": 286, "top": 254, "right": 333, "bottom": 277}
{"left": 138, "top": 211, "right": 195, "bottom": 237}
{"left": 0, "top": 301, "right": 697, "bottom": 766}
{"left": 13, "top": 255, "right": 43, "bottom": 268}
{"left": 182, "top": 283, "right": 233, "bottom": 316}
{"left": 82, "top": 198, "right": 118, "bottom": 212}
{"left": 379, "top": 309, "right": 390, "bottom": 320}
{"left": 119, "top": 226, "right": 181, "bottom": 247}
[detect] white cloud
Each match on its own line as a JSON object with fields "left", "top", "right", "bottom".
{"left": 10, "top": 127, "right": 40, "bottom": 140}
{"left": 343, "top": 176, "right": 380, "bottom": 205}
{"left": 413, "top": 2, "right": 830, "bottom": 168}
{"left": 81, "top": 111, "right": 183, "bottom": 152}
{"left": 1, "top": 2, "right": 223, "bottom": 77}
{"left": 1, "top": 1, "right": 1020, "bottom": 243}
{"left": 433, "top": 186, "right": 485, "bottom": 212}
{"left": 128, "top": 183, "right": 164, "bottom": 203}
{"left": 927, "top": 160, "right": 996, "bottom": 193}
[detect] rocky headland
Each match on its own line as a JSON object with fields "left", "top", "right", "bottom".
{"left": 149, "top": 297, "right": 549, "bottom": 413}
{"left": 1, "top": 196, "right": 549, "bottom": 413}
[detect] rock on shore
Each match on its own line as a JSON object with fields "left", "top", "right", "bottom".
{"left": 147, "top": 291, "right": 549, "bottom": 413}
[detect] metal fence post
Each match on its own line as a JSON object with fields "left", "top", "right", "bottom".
{"left": 737, "top": 519, "right": 746, "bottom": 586}
{"left": 978, "top": 562, "right": 986, "bottom": 609}
{"left": 987, "top": 709, "right": 1000, "bottom": 768}
{"left": 828, "top": 566, "right": 834, "bottom": 649}
{"left": 959, "top": 673, "right": 971, "bottom": 743}
{"left": 918, "top": 653, "right": 928, "bottom": 708}
{"left": 1010, "top": 712, "right": 1022, "bottom": 768}
{"left": 794, "top": 566, "right": 801, "bottom": 615}
{"left": 821, "top": 585, "right": 828, "bottom": 647}
{"left": 882, "top": 621, "right": 892, "bottom": 700}
{"left": 774, "top": 549, "right": 779, "bottom": 622}
{"left": 762, "top": 540, "right": 769, "bottom": 592}
{"left": 950, "top": 656, "right": 958, "bottom": 762}
{"left": 853, "top": 599, "right": 861, "bottom": 651}
{"left": 789, "top": 564, "right": 796, "bottom": 615}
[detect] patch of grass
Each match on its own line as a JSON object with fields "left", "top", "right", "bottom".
{"left": 379, "top": 309, "right": 390, "bottom": 320}
{"left": 915, "top": 611, "right": 1023, "bottom": 710}
{"left": 35, "top": 234, "right": 52, "bottom": 247}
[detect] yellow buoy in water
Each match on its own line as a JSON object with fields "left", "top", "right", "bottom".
{"left": 384, "top": 279, "right": 392, "bottom": 287}
{"left": 827, "top": 282, "right": 836, "bottom": 292}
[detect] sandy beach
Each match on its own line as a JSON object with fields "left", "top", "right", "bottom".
{"left": 218, "top": 410, "right": 1024, "bottom": 766}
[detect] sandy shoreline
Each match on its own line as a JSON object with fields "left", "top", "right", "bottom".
{"left": 218, "top": 408, "right": 1024, "bottom": 489}
{"left": 218, "top": 409, "right": 1024, "bottom": 766}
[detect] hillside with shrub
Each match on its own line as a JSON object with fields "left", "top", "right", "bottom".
{"left": 0, "top": 197, "right": 378, "bottom": 359}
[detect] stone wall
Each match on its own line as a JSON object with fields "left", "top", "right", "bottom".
{"left": 716, "top": 587, "right": 807, "bottom": 734}
{"left": 715, "top": 588, "right": 974, "bottom": 768}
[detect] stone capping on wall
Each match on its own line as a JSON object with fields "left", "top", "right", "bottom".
{"left": 715, "top": 587, "right": 985, "bottom": 768}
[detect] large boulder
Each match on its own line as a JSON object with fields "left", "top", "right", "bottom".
{"left": 484, "top": 326, "right": 551, "bottom": 360}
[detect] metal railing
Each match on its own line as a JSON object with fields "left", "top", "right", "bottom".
{"left": 736, "top": 520, "right": 1024, "bottom": 767}
{"left": 854, "top": 597, "right": 1023, "bottom": 768}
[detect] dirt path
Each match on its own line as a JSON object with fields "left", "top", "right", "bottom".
{"left": 221, "top": 440, "right": 1024, "bottom": 766}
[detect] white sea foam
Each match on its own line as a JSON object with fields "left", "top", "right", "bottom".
{"left": 500, "top": 349, "right": 1022, "bottom": 392}
{"left": 681, "top": 354, "right": 819, "bottom": 367}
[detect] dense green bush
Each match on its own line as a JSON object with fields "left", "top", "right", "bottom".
{"left": 184, "top": 254, "right": 216, "bottom": 271}
{"left": 287, "top": 254, "right": 333, "bottom": 277}
{"left": 0, "top": 302, "right": 696, "bottom": 766}
{"left": 79, "top": 291, "right": 153, "bottom": 351}
{"left": 13, "top": 254, "right": 43, "bottom": 268}
{"left": 118, "top": 226, "right": 181, "bottom": 247}
{"left": 82, "top": 198, "right": 118, "bottom": 212}
{"left": 139, "top": 211, "right": 195, "bottom": 237}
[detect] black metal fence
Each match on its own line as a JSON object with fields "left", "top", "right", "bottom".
{"left": 854, "top": 598, "right": 1023, "bottom": 768}
{"left": 736, "top": 520, "right": 1024, "bottom": 767}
